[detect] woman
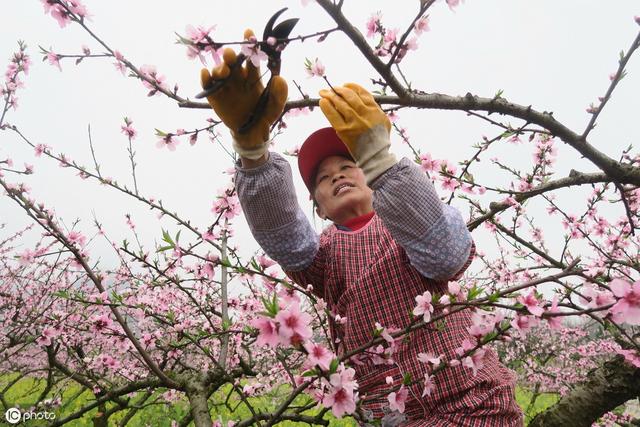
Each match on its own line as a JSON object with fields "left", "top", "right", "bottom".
{"left": 200, "top": 32, "right": 523, "bottom": 426}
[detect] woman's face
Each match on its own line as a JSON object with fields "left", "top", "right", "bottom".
{"left": 313, "top": 155, "right": 373, "bottom": 224}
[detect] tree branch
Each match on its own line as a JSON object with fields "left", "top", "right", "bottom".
{"left": 529, "top": 355, "right": 640, "bottom": 427}
{"left": 315, "top": 0, "right": 408, "bottom": 97}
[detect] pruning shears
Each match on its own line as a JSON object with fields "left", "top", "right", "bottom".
{"left": 195, "top": 8, "right": 299, "bottom": 134}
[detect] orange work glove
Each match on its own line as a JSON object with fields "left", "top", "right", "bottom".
{"left": 318, "top": 83, "right": 397, "bottom": 184}
{"left": 200, "top": 29, "right": 288, "bottom": 159}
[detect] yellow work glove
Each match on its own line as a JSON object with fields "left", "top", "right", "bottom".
{"left": 200, "top": 29, "right": 288, "bottom": 160}
{"left": 318, "top": 83, "right": 397, "bottom": 184}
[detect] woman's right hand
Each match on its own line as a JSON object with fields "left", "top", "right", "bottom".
{"left": 200, "top": 29, "right": 288, "bottom": 160}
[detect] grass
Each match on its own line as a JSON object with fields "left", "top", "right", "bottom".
{"left": 516, "top": 386, "right": 560, "bottom": 425}
{"left": 2, "top": 374, "right": 555, "bottom": 426}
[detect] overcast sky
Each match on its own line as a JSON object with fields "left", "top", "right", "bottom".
{"left": 1, "top": 0, "right": 639, "bottom": 277}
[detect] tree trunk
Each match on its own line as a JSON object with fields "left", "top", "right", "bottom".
{"left": 186, "top": 382, "right": 213, "bottom": 427}
{"left": 92, "top": 403, "right": 109, "bottom": 427}
{"left": 529, "top": 356, "right": 640, "bottom": 427}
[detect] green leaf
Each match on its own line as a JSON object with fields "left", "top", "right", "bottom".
{"left": 500, "top": 130, "right": 514, "bottom": 139}
{"left": 157, "top": 245, "right": 174, "bottom": 253}
{"left": 329, "top": 358, "right": 339, "bottom": 374}
{"left": 301, "top": 368, "right": 318, "bottom": 377}
{"left": 463, "top": 171, "right": 475, "bottom": 184}
{"left": 467, "top": 285, "right": 482, "bottom": 300}
{"left": 487, "top": 292, "right": 500, "bottom": 303}
{"left": 402, "top": 372, "right": 412, "bottom": 385}
{"left": 260, "top": 294, "right": 279, "bottom": 317}
{"left": 481, "top": 331, "right": 498, "bottom": 344}
{"left": 155, "top": 128, "right": 167, "bottom": 137}
{"left": 161, "top": 229, "right": 174, "bottom": 247}
{"left": 110, "top": 290, "right": 122, "bottom": 303}
{"left": 53, "top": 290, "right": 69, "bottom": 299}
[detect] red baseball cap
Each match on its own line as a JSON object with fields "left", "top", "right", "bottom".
{"left": 298, "top": 127, "right": 353, "bottom": 195}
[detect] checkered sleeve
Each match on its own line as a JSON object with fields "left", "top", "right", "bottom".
{"left": 234, "top": 152, "right": 319, "bottom": 271}
{"left": 371, "top": 157, "right": 473, "bottom": 281}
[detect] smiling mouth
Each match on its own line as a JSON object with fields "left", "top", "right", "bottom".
{"left": 334, "top": 183, "right": 355, "bottom": 196}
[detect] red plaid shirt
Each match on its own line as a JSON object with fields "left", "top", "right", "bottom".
{"left": 287, "top": 216, "right": 522, "bottom": 426}
{"left": 236, "top": 153, "right": 523, "bottom": 425}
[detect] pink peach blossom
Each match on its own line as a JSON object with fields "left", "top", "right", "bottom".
{"left": 417, "top": 352, "right": 441, "bottom": 367}
{"left": 545, "top": 295, "right": 563, "bottom": 329}
{"left": 422, "top": 372, "right": 435, "bottom": 397}
{"left": 322, "top": 386, "right": 356, "bottom": 418}
{"left": 388, "top": 385, "right": 408, "bottom": 413}
{"left": 240, "top": 37, "right": 268, "bottom": 67}
{"left": 156, "top": 135, "right": 179, "bottom": 151}
{"left": 366, "top": 12, "right": 382, "bottom": 38}
{"left": 609, "top": 278, "right": 640, "bottom": 325}
{"left": 414, "top": 16, "right": 430, "bottom": 34}
{"left": 304, "top": 342, "right": 334, "bottom": 370}
{"left": 91, "top": 314, "right": 112, "bottom": 333}
{"left": 419, "top": 152, "right": 440, "bottom": 172}
{"left": 305, "top": 58, "right": 326, "bottom": 78}
{"left": 251, "top": 316, "right": 280, "bottom": 348}
{"left": 518, "top": 290, "right": 544, "bottom": 317}
{"left": 46, "top": 52, "right": 62, "bottom": 71}
{"left": 413, "top": 290, "right": 434, "bottom": 322}
{"left": 275, "top": 303, "right": 312, "bottom": 345}
{"left": 510, "top": 314, "right": 538, "bottom": 332}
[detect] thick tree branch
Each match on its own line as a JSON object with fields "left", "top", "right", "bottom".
{"left": 182, "top": 94, "right": 640, "bottom": 186}
{"left": 468, "top": 170, "right": 612, "bottom": 231}
{"left": 529, "top": 355, "right": 640, "bottom": 427}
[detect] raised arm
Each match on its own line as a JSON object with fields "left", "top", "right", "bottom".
{"left": 199, "top": 30, "right": 326, "bottom": 292}
{"left": 235, "top": 152, "right": 319, "bottom": 272}
{"left": 318, "top": 83, "right": 473, "bottom": 282}
{"left": 371, "top": 158, "right": 473, "bottom": 281}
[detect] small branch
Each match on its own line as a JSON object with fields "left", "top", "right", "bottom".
{"left": 87, "top": 124, "right": 101, "bottom": 178}
{"left": 218, "top": 219, "right": 230, "bottom": 369}
{"left": 581, "top": 30, "right": 640, "bottom": 140}
{"left": 387, "top": 0, "right": 436, "bottom": 67}
{"left": 613, "top": 182, "right": 636, "bottom": 235}
{"left": 315, "top": 0, "right": 408, "bottom": 97}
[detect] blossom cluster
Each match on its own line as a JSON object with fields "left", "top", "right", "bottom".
{"left": 365, "top": 11, "right": 419, "bottom": 63}
{"left": 181, "top": 25, "right": 224, "bottom": 66}
{"left": 40, "top": 0, "right": 89, "bottom": 28}
{"left": 1, "top": 41, "right": 30, "bottom": 116}
{"left": 363, "top": 1, "right": 460, "bottom": 63}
